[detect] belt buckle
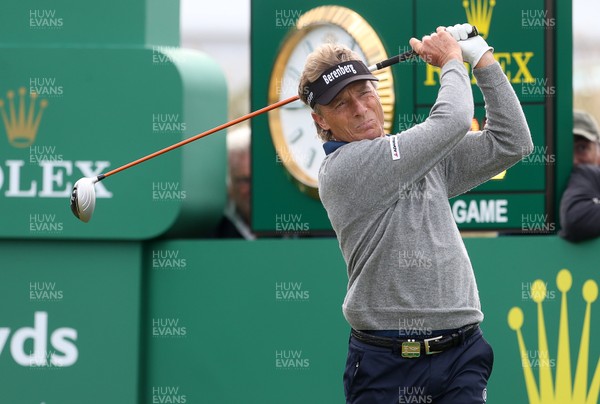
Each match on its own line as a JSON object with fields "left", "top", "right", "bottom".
{"left": 401, "top": 340, "right": 421, "bottom": 358}
{"left": 424, "top": 335, "right": 443, "bottom": 355}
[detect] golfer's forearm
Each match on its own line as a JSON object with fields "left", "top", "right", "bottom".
{"left": 473, "top": 51, "right": 495, "bottom": 69}
{"left": 473, "top": 61, "right": 534, "bottom": 160}
{"left": 443, "top": 62, "right": 534, "bottom": 197}
{"left": 388, "top": 59, "right": 473, "bottom": 185}
{"left": 425, "top": 59, "right": 474, "bottom": 139}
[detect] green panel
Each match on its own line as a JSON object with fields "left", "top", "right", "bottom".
{"left": 553, "top": 0, "right": 573, "bottom": 222}
{"left": 0, "top": 240, "right": 141, "bottom": 404}
{"left": 142, "top": 239, "right": 349, "bottom": 403}
{"left": 465, "top": 236, "right": 600, "bottom": 404}
{"left": 450, "top": 193, "right": 547, "bottom": 230}
{"left": 141, "top": 236, "right": 600, "bottom": 403}
{"left": 160, "top": 48, "right": 229, "bottom": 238}
{"left": 0, "top": 47, "right": 227, "bottom": 239}
{"left": 0, "top": 0, "right": 178, "bottom": 46}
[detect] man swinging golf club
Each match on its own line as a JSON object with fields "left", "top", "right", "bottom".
{"left": 297, "top": 23, "right": 533, "bottom": 403}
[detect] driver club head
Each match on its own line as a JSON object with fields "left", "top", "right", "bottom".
{"left": 70, "top": 177, "right": 97, "bottom": 223}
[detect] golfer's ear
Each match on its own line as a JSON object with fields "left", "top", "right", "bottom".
{"left": 312, "top": 111, "right": 330, "bottom": 131}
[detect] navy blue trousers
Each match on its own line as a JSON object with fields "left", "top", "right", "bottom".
{"left": 343, "top": 327, "right": 494, "bottom": 403}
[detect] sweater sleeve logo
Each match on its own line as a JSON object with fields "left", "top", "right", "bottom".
{"left": 389, "top": 135, "right": 400, "bottom": 160}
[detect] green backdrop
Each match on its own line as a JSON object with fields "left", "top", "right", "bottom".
{"left": 0, "top": 0, "right": 593, "bottom": 403}
{"left": 2, "top": 236, "right": 596, "bottom": 403}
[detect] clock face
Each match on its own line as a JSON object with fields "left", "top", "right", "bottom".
{"left": 268, "top": 6, "right": 395, "bottom": 198}
{"left": 275, "top": 25, "right": 368, "bottom": 189}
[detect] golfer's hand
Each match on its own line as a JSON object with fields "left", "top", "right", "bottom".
{"left": 409, "top": 26, "right": 463, "bottom": 68}
{"left": 446, "top": 23, "right": 494, "bottom": 68}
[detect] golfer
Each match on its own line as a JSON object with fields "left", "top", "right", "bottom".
{"left": 298, "top": 24, "right": 533, "bottom": 403}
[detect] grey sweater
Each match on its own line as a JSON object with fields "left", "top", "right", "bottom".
{"left": 318, "top": 59, "right": 533, "bottom": 331}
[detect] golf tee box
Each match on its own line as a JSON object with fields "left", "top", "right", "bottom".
{"left": 0, "top": 1, "right": 228, "bottom": 240}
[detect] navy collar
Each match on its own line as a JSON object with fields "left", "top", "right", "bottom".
{"left": 323, "top": 140, "right": 349, "bottom": 156}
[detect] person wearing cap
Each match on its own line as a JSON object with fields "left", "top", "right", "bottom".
{"left": 559, "top": 110, "right": 600, "bottom": 242}
{"left": 573, "top": 109, "right": 600, "bottom": 166}
{"left": 298, "top": 24, "right": 533, "bottom": 403}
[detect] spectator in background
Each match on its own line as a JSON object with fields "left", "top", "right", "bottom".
{"left": 212, "top": 124, "right": 256, "bottom": 240}
{"left": 559, "top": 110, "right": 600, "bottom": 242}
{"left": 573, "top": 109, "right": 600, "bottom": 166}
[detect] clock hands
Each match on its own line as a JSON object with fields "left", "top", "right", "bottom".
{"left": 281, "top": 100, "right": 309, "bottom": 110}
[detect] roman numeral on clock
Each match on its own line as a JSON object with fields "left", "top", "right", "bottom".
{"left": 305, "top": 148, "right": 316, "bottom": 169}
{"left": 290, "top": 127, "right": 303, "bottom": 144}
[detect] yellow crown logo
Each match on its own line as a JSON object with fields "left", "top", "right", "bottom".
{"left": 508, "top": 269, "right": 600, "bottom": 404}
{"left": 0, "top": 87, "right": 48, "bottom": 148}
{"left": 463, "top": 0, "right": 496, "bottom": 39}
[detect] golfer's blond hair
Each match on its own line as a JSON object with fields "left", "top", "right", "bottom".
{"left": 298, "top": 43, "right": 364, "bottom": 142}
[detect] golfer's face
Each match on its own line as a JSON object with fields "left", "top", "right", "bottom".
{"left": 313, "top": 81, "right": 385, "bottom": 142}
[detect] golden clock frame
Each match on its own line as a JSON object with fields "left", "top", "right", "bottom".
{"left": 268, "top": 5, "right": 395, "bottom": 198}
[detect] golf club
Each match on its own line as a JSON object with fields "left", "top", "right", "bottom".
{"left": 368, "top": 25, "right": 479, "bottom": 72}
{"left": 69, "top": 95, "right": 299, "bottom": 222}
{"left": 70, "top": 25, "right": 480, "bottom": 223}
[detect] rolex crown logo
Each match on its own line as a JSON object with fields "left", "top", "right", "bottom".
{"left": 463, "top": 0, "right": 496, "bottom": 39}
{"left": 508, "top": 269, "right": 600, "bottom": 404}
{"left": 0, "top": 87, "right": 48, "bottom": 148}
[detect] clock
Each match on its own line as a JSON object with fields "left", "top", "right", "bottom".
{"left": 268, "top": 5, "right": 395, "bottom": 199}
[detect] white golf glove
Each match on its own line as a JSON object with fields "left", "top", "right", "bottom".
{"left": 446, "top": 23, "right": 493, "bottom": 67}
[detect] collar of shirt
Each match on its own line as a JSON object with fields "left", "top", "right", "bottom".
{"left": 323, "top": 140, "right": 349, "bottom": 156}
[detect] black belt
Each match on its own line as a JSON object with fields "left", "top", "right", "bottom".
{"left": 351, "top": 324, "right": 478, "bottom": 358}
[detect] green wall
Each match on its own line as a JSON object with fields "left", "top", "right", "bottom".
{"left": 1, "top": 236, "right": 598, "bottom": 403}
